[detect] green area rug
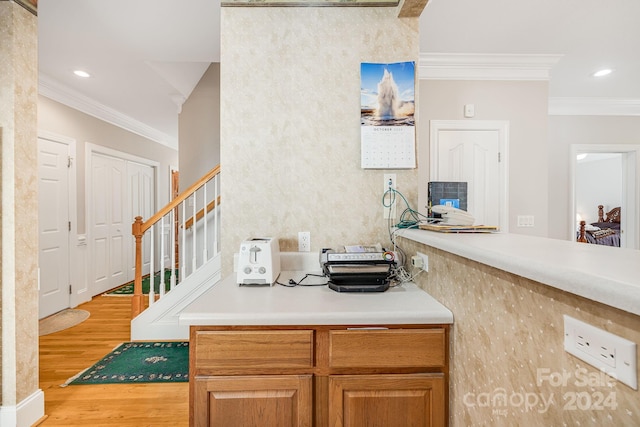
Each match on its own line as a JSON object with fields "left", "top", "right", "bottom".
{"left": 106, "top": 269, "right": 177, "bottom": 295}
{"left": 65, "top": 341, "right": 189, "bottom": 385}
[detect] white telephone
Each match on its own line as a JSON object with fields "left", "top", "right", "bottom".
{"left": 431, "top": 205, "right": 475, "bottom": 226}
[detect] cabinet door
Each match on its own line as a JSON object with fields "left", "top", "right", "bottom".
{"left": 193, "top": 375, "right": 312, "bottom": 427}
{"left": 328, "top": 374, "right": 445, "bottom": 427}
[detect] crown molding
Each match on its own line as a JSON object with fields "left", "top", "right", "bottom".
{"left": 38, "top": 74, "right": 178, "bottom": 150}
{"left": 549, "top": 98, "right": 640, "bottom": 116}
{"left": 418, "top": 53, "right": 563, "bottom": 81}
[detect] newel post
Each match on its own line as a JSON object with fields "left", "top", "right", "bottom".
{"left": 132, "top": 216, "right": 144, "bottom": 318}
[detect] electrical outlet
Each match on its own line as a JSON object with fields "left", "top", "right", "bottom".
{"left": 383, "top": 174, "right": 397, "bottom": 219}
{"left": 298, "top": 231, "right": 310, "bottom": 252}
{"left": 564, "top": 315, "right": 638, "bottom": 390}
{"left": 517, "top": 215, "right": 535, "bottom": 227}
{"left": 411, "top": 255, "right": 423, "bottom": 269}
{"left": 411, "top": 252, "right": 429, "bottom": 271}
{"left": 416, "top": 252, "right": 428, "bottom": 272}
{"left": 383, "top": 174, "right": 397, "bottom": 192}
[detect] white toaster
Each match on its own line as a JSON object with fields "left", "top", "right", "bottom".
{"left": 237, "top": 237, "right": 281, "bottom": 286}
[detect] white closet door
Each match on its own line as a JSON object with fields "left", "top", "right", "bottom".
{"left": 38, "top": 137, "right": 71, "bottom": 318}
{"left": 90, "top": 153, "right": 127, "bottom": 295}
{"left": 127, "top": 161, "right": 155, "bottom": 280}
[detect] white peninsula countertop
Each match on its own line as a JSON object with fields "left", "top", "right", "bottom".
{"left": 399, "top": 228, "right": 640, "bottom": 317}
{"left": 179, "top": 270, "right": 453, "bottom": 327}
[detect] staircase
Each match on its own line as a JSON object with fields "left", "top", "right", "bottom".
{"left": 130, "top": 166, "right": 221, "bottom": 341}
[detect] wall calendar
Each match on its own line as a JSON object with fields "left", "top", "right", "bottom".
{"left": 360, "top": 61, "right": 416, "bottom": 169}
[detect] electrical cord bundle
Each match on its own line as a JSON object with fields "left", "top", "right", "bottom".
{"left": 382, "top": 187, "right": 429, "bottom": 285}
{"left": 382, "top": 187, "right": 431, "bottom": 230}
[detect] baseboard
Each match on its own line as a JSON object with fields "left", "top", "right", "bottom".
{"left": 0, "top": 389, "right": 44, "bottom": 427}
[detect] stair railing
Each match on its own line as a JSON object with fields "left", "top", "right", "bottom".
{"left": 131, "top": 165, "right": 221, "bottom": 318}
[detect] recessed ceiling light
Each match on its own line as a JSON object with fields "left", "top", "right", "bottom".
{"left": 73, "top": 70, "right": 91, "bottom": 78}
{"left": 592, "top": 69, "right": 613, "bottom": 78}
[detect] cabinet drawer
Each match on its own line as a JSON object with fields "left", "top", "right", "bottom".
{"left": 194, "top": 330, "right": 314, "bottom": 370}
{"left": 329, "top": 328, "right": 445, "bottom": 369}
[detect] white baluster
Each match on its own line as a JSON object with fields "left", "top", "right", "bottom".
{"left": 149, "top": 224, "right": 155, "bottom": 306}
{"left": 170, "top": 208, "right": 176, "bottom": 290}
{"left": 181, "top": 201, "right": 186, "bottom": 281}
{"left": 213, "top": 175, "right": 219, "bottom": 256}
{"left": 159, "top": 216, "right": 166, "bottom": 298}
{"left": 192, "top": 192, "right": 197, "bottom": 273}
{"left": 203, "top": 181, "right": 208, "bottom": 263}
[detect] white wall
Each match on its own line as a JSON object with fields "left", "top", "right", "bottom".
{"left": 179, "top": 63, "right": 220, "bottom": 189}
{"left": 38, "top": 95, "right": 179, "bottom": 234}
{"left": 418, "top": 80, "right": 550, "bottom": 236}
{"left": 575, "top": 155, "right": 622, "bottom": 225}
{"left": 547, "top": 115, "right": 640, "bottom": 240}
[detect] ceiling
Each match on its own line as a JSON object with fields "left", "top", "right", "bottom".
{"left": 37, "top": 0, "right": 640, "bottom": 150}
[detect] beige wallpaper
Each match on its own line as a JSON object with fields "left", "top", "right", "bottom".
{"left": 220, "top": 7, "right": 419, "bottom": 275}
{"left": 400, "top": 237, "right": 640, "bottom": 426}
{"left": 0, "top": 0, "right": 39, "bottom": 406}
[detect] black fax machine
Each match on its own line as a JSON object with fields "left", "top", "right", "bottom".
{"left": 320, "top": 247, "right": 396, "bottom": 293}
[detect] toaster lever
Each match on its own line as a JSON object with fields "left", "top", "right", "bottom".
{"left": 249, "top": 245, "right": 261, "bottom": 264}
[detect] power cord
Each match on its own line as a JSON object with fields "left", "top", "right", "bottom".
{"left": 382, "top": 187, "right": 431, "bottom": 229}
{"left": 276, "top": 273, "right": 328, "bottom": 287}
{"left": 382, "top": 187, "right": 431, "bottom": 285}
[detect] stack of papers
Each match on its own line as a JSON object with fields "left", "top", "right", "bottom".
{"left": 419, "top": 224, "right": 499, "bottom": 233}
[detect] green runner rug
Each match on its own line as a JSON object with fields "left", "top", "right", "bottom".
{"left": 106, "top": 269, "right": 177, "bottom": 295}
{"left": 64, "top": 341, "right": 189, "bottom": 385}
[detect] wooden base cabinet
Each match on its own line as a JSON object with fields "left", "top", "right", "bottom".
{"left": 329, "top": 374, "right": 445, "bottom": 427}
{"left": 193, "top": 375, "right": 312, "bottom": 427}
{"left": 190, "top": 325, "right": 449, "bottom": 427}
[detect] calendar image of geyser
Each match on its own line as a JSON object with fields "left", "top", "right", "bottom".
{"left": 361, "top": 62, "right": 415, "bottom": 126}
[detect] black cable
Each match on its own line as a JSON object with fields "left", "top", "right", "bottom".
{"left": 276, "top": 273, "right": 328, "bottom": 288}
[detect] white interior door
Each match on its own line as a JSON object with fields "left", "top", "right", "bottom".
{"left": 38, "top": 137, "right": 71, "bottom": 318}
{"left": 430, "top": 121, "right": 509, "bottom": 231}
{"left": 127, "top": 161, "right": 155, "bottom": 280}
{"left": 90, "top": 153, "right": 127, "bottom": 295}
{"left": 89, "top": 148, "right": 158, "bottom": 295}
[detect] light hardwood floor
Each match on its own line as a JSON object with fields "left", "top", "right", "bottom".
{"left": 38, "top": 296, "right": 189, "bottom": 427}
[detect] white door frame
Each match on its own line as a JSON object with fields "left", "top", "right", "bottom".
{"left": 569, "top": 144, "right": 640, "bottom": 248}
{"left": 430, "top": 120, "right": 510, "bottom": 232}
{"left": 86, "top": 144, "right": 160, "bottom": 295}
{"left": 37, "top": 130, "right": 88, "bottom": 309}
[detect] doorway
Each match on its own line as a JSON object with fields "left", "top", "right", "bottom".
{"left": 570, "top": 144, "right": 640, "bottom": 249}
{"left": 430, "top": 120, "right": 509, "bottom": 231}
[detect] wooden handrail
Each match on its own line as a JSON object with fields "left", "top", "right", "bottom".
{"left": 131, "top": 165, "right": 220, "bottom": 318}
{"left": 185, "top": 196, "right": 221, "bottom": 229}
{"left": 139, "top": 165, "right": 220, "bottom": 235}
